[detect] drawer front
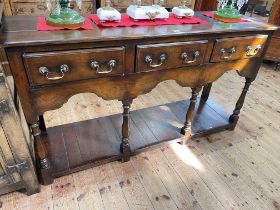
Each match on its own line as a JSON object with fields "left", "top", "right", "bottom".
{"left": 136, "top": 41, "right": 208, "bottom": 73}
{"left": 23, "top": 47, "right": 125, "bottom": 86}
{"left": 211, "top": 35, "right": 268, "bottom": 62}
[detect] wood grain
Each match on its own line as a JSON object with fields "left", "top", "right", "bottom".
{"left": 23, "top": 47, "right": 126, "bottom": 86}
{"left": 0, "top": 64, "right": 279, "bottom": 209}
{"left": 41, "top": 98, "right": 231, "bottom": 178}
{"left": 211, "top": 35, "right": 268, "bottom": 62}
{"left": 136, "top": 41, "right": 208, "bottom": 72}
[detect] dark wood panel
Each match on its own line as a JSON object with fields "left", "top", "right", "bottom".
{"left": 61, "top": 124, "right": 83, "bottom": 170}
{"left": 265, "top": 0, "right": 280, "bottom": 61}
{"left": 75, "top": 118, "right": 121, "bottom": 163}
{"left": 195, "top": 0, "right": 217, "bottom": 11}
{"left": 137, "top": 104, "right": 183, "bottom": 141}
{"left": 23, "top": 47, "right": 126, "bottom": 86}
{"left": 265, "top": 37, "right": 280, "bottom": 62}
{"left": 45, "top": 99, "right": 231, "bottom": 177}
{"left": 211, "top": 35, "right": 268, "bottom": 62}
{"left": 268, "top": 0, "right": 280, "bottom": 26}
{"left": 129, "top": 111, "right": 158, "bottom": 145}
{"left": 44, "top": 126, "right": 65, "bottom": 156}
{"left": 168, "top": 99, "right": 231, "bottom": 137}
{"left": 136, "top": 40, "right": 208, "bottom": 72}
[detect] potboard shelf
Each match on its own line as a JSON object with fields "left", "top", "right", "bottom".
{"left": 42, "top": 98, "right": 232, "bottom": 178}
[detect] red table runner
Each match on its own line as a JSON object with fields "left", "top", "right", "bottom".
{"left": 37, "top": 17, "right": 94, "bottom": 31}
{"left": 89, "top": 13, "right": 207, "bottom": 27}
{"left": 203, "top": 12, "right": 251, "bottom": 23}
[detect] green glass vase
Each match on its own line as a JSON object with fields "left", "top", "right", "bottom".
{"left": 215, "top": 1, "right": 241, "bottom": 20}
{"left": 46, "top": 0, "right": 84, "bottom": 27}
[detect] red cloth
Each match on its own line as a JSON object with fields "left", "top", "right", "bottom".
{"left": 203, "top": 12, "right": 251, "bottom": 23}
{"left": 89, "top": 13, "right": 207, "bottom": 27}
{"left": 37, "top": 17, "right": 94, "bottom": 31}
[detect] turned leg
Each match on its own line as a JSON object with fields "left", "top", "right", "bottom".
{"left": 30, "top": 121, "right": 53, "bottom": 185}
{"left": 39, "top": 115, "right": 47, "bottom": 134}
{"left": 180, "top": 87, "right": 202, "bottom": 144}
{"left": 201, "top": 83, "right": 213, "bottom": 102}
{"left": 121, "top": 99, "right": 132, "bottom": 162}
{"left": 229, "top": 77, "right": 253, "bottom": 130}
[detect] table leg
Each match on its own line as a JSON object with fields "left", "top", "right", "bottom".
{"left": 229, "top": 77, "right": 253, "bottom": 130}
{"left": 121, "top": 99, "right": 132, "bottom": 162}
{"left": 201, "top": 83, "right": 213, "bottom": 102}
{"left": 30, "top": 121, "right": 53, "bottom": 185}
{"left": 180, "top": 87, "right": 202, "bottom": 144}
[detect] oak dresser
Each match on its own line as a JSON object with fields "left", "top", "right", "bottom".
{"left": 0, "top": 12, "right": 277, "bottom": 186}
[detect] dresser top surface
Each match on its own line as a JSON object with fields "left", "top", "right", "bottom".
{"left": 0, "top": 12, "right": 277, "bottom": 47}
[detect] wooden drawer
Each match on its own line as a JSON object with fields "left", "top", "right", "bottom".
{"left": 211, "top": 35, "right": 268, "bottom": 62}
{"left": 23, "top": 47, "right": 125, "bottom": 86}
{"left": 11, "top": 0, "right": 96, "bottom": 15}
{"left": 136, "top": 41, "right": 208, "bottom": 73}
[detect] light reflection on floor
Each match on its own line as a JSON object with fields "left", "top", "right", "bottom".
{"left": 170, "top": 143, "right": 205, "bottom": 172}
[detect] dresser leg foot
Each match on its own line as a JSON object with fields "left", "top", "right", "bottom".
{"left": 25, "top": 183, "right": 40, "bottom": 196}
{"left": 31, "top": 122, "right": 53, "bottom": 185}
{"left": 201, "top": 83, "right": 213, "bottom": 102}
{"left": 229, "top": 77, "right": 252, "bottom": 130}
{"left": 180, "top": 87, "right": 202, "bottom": 144}
{"left": 121, "top": 100, "right": 132, "bottom": 162}
{"left": 121, "top": 138, "right": 130, "bottom": 162}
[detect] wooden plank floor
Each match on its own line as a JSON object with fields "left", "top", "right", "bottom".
{"left": 1, "top": 63, "right": 280, "bottom": 210}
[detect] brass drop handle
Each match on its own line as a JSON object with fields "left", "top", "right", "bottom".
{"left": 181, "top": 51, "right": 200, "bottom": 64}
{"left": 91, "top": 59, "right": 116, "bottom": 74}
{"left": 145, "top": 54, "right": 167, "bottom": 68}
{"left": 246, "top": 45, "right": 262, "bottom": 56}
{"left": 39, "top": 64, "right": 69, "bottom": 80}
{"left": 220, "top": 47, "right": 236, "bottom": 59}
